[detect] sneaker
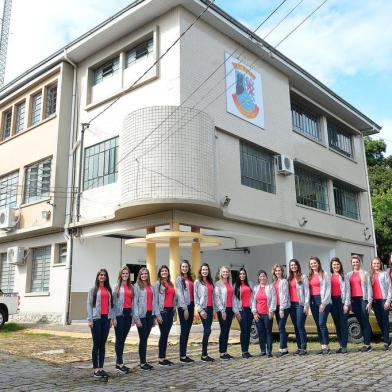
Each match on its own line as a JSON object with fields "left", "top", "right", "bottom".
{"left": 260, "top": 351, "right": 267, "bottom": 357}
{"left": 277, "top": 351, "right": 289, "bottom": 357}
{"left": 322, "top": 349, "right": 331, "bottom": 355}
{"left": 293, "top": 349, "right": 301, "bottom": 355}
{"left": 140, "top": 363, "right": 152, "bottom": 371}
{"left": 146, "top": 363, "right": 154, "bottom": 370}
{"left": 180, "top": 357, "right": 194, "bottom": 364}
{"left": 384, "top": 343, "right": 390, "bottom": 351}
{"left": 159, "top": 360, "right": 171, "bottom": 366}
{"left": 242, "top": 352, "right": 251, "bottom": 359}
{"left": 201, "top": 355, "right": 215, "bottom": 362}
{"left": 341, "top": 347, "right": 348, "bottom": 354}
{"left": 165, "top": 359, "right": 174, "bottom": 366}
{"left": 93, "top": 371, "right": 103, "bottom": 379}
{"left": 267, "top": 353, "right": 273, "bottom": 358}
{"left": 220, "top": 353, "right": 231, "bottom": 360}
{"left": 298, "top": 349, "right": 307, "bottom": 356}
{"left": 115, "top": 365, "right": 128, "bottom": 374}
{"left": 335, "top": 347, "right": 342, "bottom": 354}
{"left": 360, "top": 346, "right": 372, "bottom": 353}
{"left": 99, "top": 370, "right": 109, "bottom": 378}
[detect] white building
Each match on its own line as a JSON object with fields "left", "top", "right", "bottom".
{"left": 0, "top": 0, "right": 380, "bottom": 323}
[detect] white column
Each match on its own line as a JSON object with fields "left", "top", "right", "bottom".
{"left": 285, "top": 241, "right": 294, "bottom": 273}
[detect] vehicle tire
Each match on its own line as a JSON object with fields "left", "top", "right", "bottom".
{"left": 347, "top": 316, "right": 363, "bottom": 344}
{"left": 0, "top": 309, "right": 6, "bottom": 326}
{"left": 250, "top": 320, "right": 258, "bottom": 344}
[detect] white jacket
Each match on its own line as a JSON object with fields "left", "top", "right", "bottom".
{"left": 251, "top": 284, "right": 276, "bottom": 314}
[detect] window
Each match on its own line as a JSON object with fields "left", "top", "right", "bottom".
{"left": 0, "top": 253, "right": 15, "bottom": 293}
{"left": 0, "top": 171, "right": 19, "bottom": 209}
{"left": 2, "top": 109, "right": 12, "bottom": 140}
{"left": 94, "top": 57, "right": 120, "bottom": 85}
{"left": 30, "top": 92, "right": 42, "bottom": 125}
{"left": 56, "top": 243, "right": 67, "bottom": 265}
{"left": 15, "top": 101, "right": 26, "bottom": 134}
{"left": 84, "top": 137, "right": 119, "bottom": 190}
{"left": 328, "top": 121, "right": 353, "bottom": 157}
{"left": 45, "top": 84, "right": 57, "bottom": 117}
{"left": 31, "top": 246, "right": 51, "bottom": 292}
{"left": 24, "top": 158, "right": 52, "bottom": 204}
{"left": 334, "top": 183, "right": 360, "bottom": 220}
{"left": 126, "top": 38, "right": 153, "bottom": 67}
{"left": 291, "top": 103, "right": 321, "bottom": 141}
{"left": 240, "top": 141, "right": 275, "bottom": 193}
{"left": 295, "top": 166, "right": 329, "bottom": 211}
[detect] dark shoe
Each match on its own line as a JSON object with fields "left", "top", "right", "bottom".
{"left": 226, "top": 353, "right": 234, "bottom": 359}
{"left": 341, "top": 347, "right": 348, "bottom": 354}
{"left": 115, "top": 365, "right": 129, "bottom": 374}
{"left": 260, "top": 351, "right": 267, "bottom": 357}
{"left": 242, "top": 352, "right": 252, "bottom": 359}
{"left": 180, "top": 357, "right": 194, "bottom": 364}
{"left": 165, "top": 359, "right": 174, "bottom": 366}
{"left": 335, "top": 347, "right": 342, "bottom": 354}
{"left": 93, "top": 371, "right": 103, "bottom": 379}
{"left": 220, "top": 353, "right": 231, "bottom": 360}
{"left": 322, "top": 349, "right": 331, "bottom": 355}
{"left": 277, "top": 351, "right": 289, "bottom": 357}
{"left": 298, "top": 349, "right": 307, "bottom": 356}
{"left": 201, "top": 355, "right": 215, "bottom": 362}
{"left": 146, "top": 363, "right": 154, "bottom": 370}
{"left": 360, "top": 345, "right": 372, "bottom": 353}
{"left": 140, "top": 363, "right": 152, "bottom": 371}
{"left": 99, "top": 370, "right": 109, "bottom": 377}
{"left": 267, "top": 353, "right": 273, "bottom": 358}
{"left": 159, "top": 360, "right": 171, "bottom": 366}
{"left": 384, "top": 344, "right": 390, "bottom": 351}
{"left": 293, "top": 349, "right": 300, "bottom": 355}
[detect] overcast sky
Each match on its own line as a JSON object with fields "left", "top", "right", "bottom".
{"left": 4, "top": 0, "right": 391, "bottom": 154}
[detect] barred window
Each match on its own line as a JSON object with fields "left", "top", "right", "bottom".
{"left": 240, "top": 141, "right": 275, "bottom": 193}
{"left": 126, "top": 38, "right": 153, "bottom": 67}
{"left": 334, "top": 183, "right": 360, "bottom": 220}
{"left": 94, "top": 57, "right": 119, "bottom": 85}
{"left": 328, "top": 122, "right": 353, "bottom": 157}
{"left": 84, "top": 137, "right": 118, "bottom": 190}
{"left": 2, "top": 109, "right": 12, "bottom": 140}
{"left": 24, "top": 158, "right": 52, "bottom": 204}
{"left": 15, "top": 101, "right": 26, "bottom": 134}
{"left": 291, "top": 103, "right": 321, "bottom": 141}
{"left": 295, "top": 166, "right": 329, "bottom": 211}
{"left": 31, "top": 246, "right": 51, "bottom": 293}
{"left": 0, "top": 171, "right": 19, "bottom": 209}
{"left": 56, "top": 243, "right": 67, "bottom": 265}
{"left": 45, "top": 84, "right": 57, "bottom": 117}
{"left": 30, "top": 92, "right": 42, "bottom": 125}
{"left": 0, "top": 253, "right": 15, "bottom": 293}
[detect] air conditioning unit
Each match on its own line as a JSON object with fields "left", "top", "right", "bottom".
{"left": 7, "top": 247, "right": 25, "bottom": 265}
{"left": 276, "top": 155, "right": 294, "bottom": 175}
{"left": 0, "top": 207, "right": 17, "bottom": 230}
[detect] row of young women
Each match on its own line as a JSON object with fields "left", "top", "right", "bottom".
{"left": 86, "top": 254, "right": 391, "bottom": 379}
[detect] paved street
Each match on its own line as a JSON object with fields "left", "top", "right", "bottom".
{"left": 1, "top": 344, "right": 392, "bottom": 391}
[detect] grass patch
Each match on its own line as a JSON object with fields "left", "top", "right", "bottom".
{"left": 0, "top": 323, "right": 26, "bottom": 333}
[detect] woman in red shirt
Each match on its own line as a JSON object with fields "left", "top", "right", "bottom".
{"left": 251, "top": 270, "right": 276, "bottom": 357}
{"left": 370, "top": 256, "right": 391, "bottom": 350}
{"left": 113, "top": 266, "right": 134, "bottom": 374}
{"left": 154, "top": 265, "right": 177, "bottom": 366}
{"left": 233, "top": 268, "right": 254, "bottom": 359}
{"left": 86, "top": 268, "right": 115, "bottom": 380}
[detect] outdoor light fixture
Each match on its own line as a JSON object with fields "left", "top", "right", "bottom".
{"left": 41, "top": 210, "right": 51, "bottom": 220}
{"left": 221, "top": 195, "right": 231, "bottom": 207}
{"left": 298, "top": 216, "right": 308, "bottom": 227}
{"left": 363, "top": 227, "right": 371, "bottom": 241}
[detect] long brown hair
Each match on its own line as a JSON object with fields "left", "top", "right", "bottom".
{"left": 92, "top": 268, "right": 113, "bottom": 307}
{"left": 158, "top": 265, "right": 173, "bottom": 293}
{"left": 309, "top": 256, "right": 324, "bottom": 279}
{"left": 271, "top": 264, "right": 286, "bottom": 282}
{"left": 198, "top": 263, "right": 213, "bottom": 285}
{"left": 288, "top": 259, "right": 303, "bottom": 285}
{"left": 115, "top": 265, "right": 133, "bottom": 297}
{"left": 370, "top": 256, "right": 384, "bottom": 284}
{"left": 136, "top": 267, "right": 151, "bottom": 288}
{"left": 180, "top": 260, "right": 193, "bottom": 290}
{"left": 351, "top": 254, "right": 365, "bottom": 283}
{"left": 330, "top": 257, "right": 344, "bottom": 280}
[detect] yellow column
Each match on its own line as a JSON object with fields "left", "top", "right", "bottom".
{"left": 169, "top": 222, "right": 180, "bottom": 279}
{"left": 146, "top": 227, "right": 157, "bottom": 284}
{"left": 191, "top": 226, "right": 201, "bottom": 278}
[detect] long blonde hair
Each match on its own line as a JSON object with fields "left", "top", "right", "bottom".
{"left": 271, "top": 264, "right": 285, "bottom": 282}
{"left": 370, "top": 256, "right": 384, "bottom": 284}
{"left": 115, "top": 265, "right": 133, "bottom": 297}
{"left": 218, "top": 265, "right": 231, "bottom": 285}
{"left": 351, "top": 255, "right": 365, "bottom": 283}
{"left": 136, "top": 267, "right": 151, "bottom": 288}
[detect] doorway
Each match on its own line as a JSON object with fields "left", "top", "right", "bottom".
{"left": 127, "top": 264, "right": 145, "bottom": 283}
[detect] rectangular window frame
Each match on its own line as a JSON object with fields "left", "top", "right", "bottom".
{"left": 333, "top": 182, "right": 360, "bottom": 220}
{"left": 328, "top": 121, "right": 353, "bottom": 158}
{"left": 93, "top": 57, "right": 120, "bottom": 85}
{"left": 55, "top": 243, "right": 67, "bottom": 265}
{"left": 45, "top": 83, "right": 57, "bottom": 118}
{"left": 0, "top": 170, "right": 19, "bottom": 209}
{"left": 30, "top": 246, "right": 51, "bottom": 293}
{"left": 0, "top": 252, "right": 16, "bottom": 293}
{"left": 126, "top": 37, "right": 154, "bottom": 68}
{"left": 30, "top": 91, "right": 42, "bottom": 126}
{"left": 15, "top": 101, "right": 26, "bottom": 134}
{"left": 291, "top": 102, "right": 321, "bottom": 142}
{"left": 239, "top": 141, "right": 275, "bottom": 194}
{"left": 2, "top": 109, "right": 12, "bottom": 140}
{"left": 23, "top": 158, "right": 52, "bottom": 204}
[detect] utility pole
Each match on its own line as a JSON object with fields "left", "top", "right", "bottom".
{"left": 0, "top": 0, "right": 12, "bottom": 87}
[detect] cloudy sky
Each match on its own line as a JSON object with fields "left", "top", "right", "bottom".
{"left": 4, "top": 0, "right": 391, "bottom": 154}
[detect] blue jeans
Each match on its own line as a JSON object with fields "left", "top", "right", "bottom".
{"left": 115, "top": 307, "right": 132, "bottom": 365}
{"left": 310, "top": 295, "right": 331, "bottom": 345}
{"left": 200, "top": 306, "right": 213, "bottom": 357}
{"left": 255, "top": 313, "right": 273, "bottom": 354}
{"left": 330, "top": 296, "right": 348, "bottom": 348}
{"left": 239, "top": 307, "right": 253, "bottom": 353}
{"left": 178, "top": 303, "right": 194, "bottom": 357}
{"left": 372, "top": 299, "right": 390, "bottom": 345}
{"left": 158, "top": 307, "right": 174, "bottom": 358}
{"left": 275, "top": 306, "right": 290, "bottom": 349}
{"left": 91, "top": 315, "right": 110, "bottom": 369}
{"left": 217, "top": 307, "right": 234, "bottom": 353}
{"left": 290, "top": 302, "right": 307, "bottom": 350}
{"left": 137, "top": 311, "right": 153, "bottom": 364}
{"left": 351, "top": 296, "right": 372, "bottom": 345}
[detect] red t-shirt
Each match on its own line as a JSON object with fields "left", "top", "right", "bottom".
{"left": 146, "top": 285, "right": 153, "bottom": 311}
{"left": 289, "top": 279, "right": 299, "bottom": 302}
{"left": 256, "top": 286, "right": 268, "bottom": 314}
{"left": 185, "top": 278, "right": 194, "bottom": 303}
{"left": 274, "top": 280, "right": 281, "bottom": 306}
{"left": 100, "top": 287, "right": 109, "bottom": 315}
{"left": 309, "top": 274, "right": 321, "bottom": 296}
{"left": 225, "top": 281, "right": 233, "bottom": 308}
{"left": 372, "top": 273, "right": 383, "bottom": 300}
{"left": 350, "top": 272, "right": 363, "bottom": 297}
{"left": 163, "top": 282, "right": 175, "bottom": 307}
{"left": 240, "top": 283, "right": 252, "bottom": 308}
{"left": 331, "top": 274, "right": 342, "bottom": 297}
{"left": 206, "top": 281, "right": 213, "bottom": 307}
{"left": 123, "top": 284, "right": 133, "bottom": 309}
